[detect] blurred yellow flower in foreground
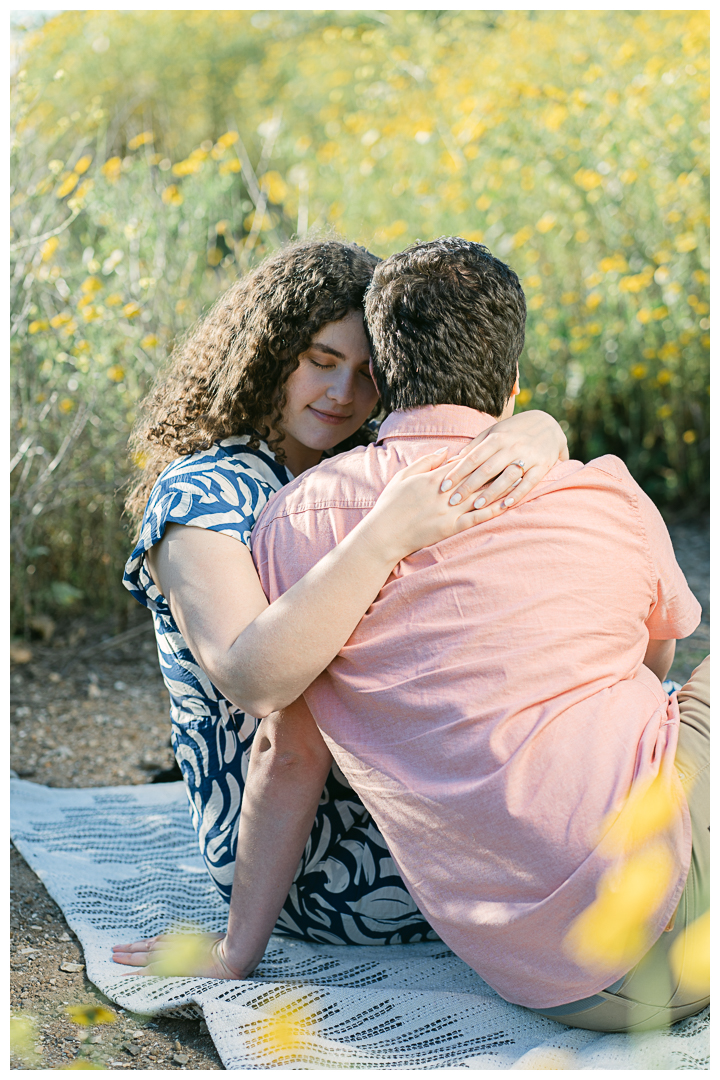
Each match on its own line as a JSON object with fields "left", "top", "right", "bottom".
{"left": 682, "top": 430, "right": 697, "bottom": 444}
{"left": 564, "top": 844, "right": 674, "bottom": 971}
{"left": 29, "top": 319, "right": 49, "bottom": 333}
{"left": 81, "top": 276, "right": 102, "bottom": 294}
{"left": 74, "top": 154, "right": 93, "bottom": 174}
{"left": 658, "top": 404, "right": 673, "bottom": 419}
{"left": 141, "top": 334, "right": 159, "bottom": 349}
{"left": 516, "top": 389, "right": 533, "bottom": 406}
{"left": 59, "top": 1062, "right": 104, "bottom": 1070}
{"left": 122, "top": 301, "right": 141, "bottom": 319}
{"left": 59, "top": 397, "right": 75, "bottom": 412}
{"left": 258, "top": 1005, "right": 314, "bottom": 1064}
{"left": 65, "top": 1004, "right": 117, "bottom": 1026}
{"left": 669, "top": 910, "right": 709, "bottom": 994}
{"left": 107, "top": 365, "right": 125, "bottom": 382}
{"left": 600, "top": 773, "right": 683, "bottom": 858}
{"left": 10, "top": 1015, "right": 40, "bottom": 1066}
{"left": 105, "top": 293, "right": 123, "bottom": 306}
{"left": 585, "top": 292, "right": 602, "bottom": 310}
{"left": 147, "top": 929, "right": 217, "bottom": 976}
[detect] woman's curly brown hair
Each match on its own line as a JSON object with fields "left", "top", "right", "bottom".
{"left": 125, "top": 238, "right": 381, "bottom": 528}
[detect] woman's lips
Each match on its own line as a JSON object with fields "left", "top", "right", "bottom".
{"left": 307, "top": 406, "right": 352, "bottom": 425}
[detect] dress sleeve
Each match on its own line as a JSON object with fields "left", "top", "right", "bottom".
{"left": 634, "top": 485, "right": 702, "bottom": 640}
{"left": 122, "top": 452, "right": 278, "bottom": 614}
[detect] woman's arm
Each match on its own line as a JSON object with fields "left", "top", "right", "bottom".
{"left": 148, "top": 450, "right": 490, "bottom": 717}
{"left": 113, "top": 698, "right": 331, "bottom": 978}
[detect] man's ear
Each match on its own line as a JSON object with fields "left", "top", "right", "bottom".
{"left": 510, "top": 365, "right": 520, "bottom": 399}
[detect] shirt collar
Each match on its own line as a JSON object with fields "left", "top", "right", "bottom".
{"left": 377, "top": 404, "right": 497, "bottom": 443}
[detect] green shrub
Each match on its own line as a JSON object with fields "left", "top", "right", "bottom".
{"left": 11, "top": 10, "right": 709, "bottom": 629}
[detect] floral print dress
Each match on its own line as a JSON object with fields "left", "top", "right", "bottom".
{"left": 123, "top": 435, "right": 436, "bottom": 945}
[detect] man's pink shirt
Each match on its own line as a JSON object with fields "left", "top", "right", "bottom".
{"left": 252, "top": 406, "right": 700, "bottom": 1009}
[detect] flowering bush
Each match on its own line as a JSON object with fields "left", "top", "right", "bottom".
{"left": 11, "top": 10, "right": 708, "bottom": 625}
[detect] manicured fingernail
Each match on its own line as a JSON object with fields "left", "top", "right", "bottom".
{"left": 440, "top": 479, "right": 453, "bottom": 492}
{"left": 449, "top": 492, "right": 462, "bottom": 505}
{"left": 503, "top": 497, "right": 514, "bottom": 507}
{"left": 473, "top": 497, "right": 486, "bottom": 509}
{"left": 433, "top": 446, "right": 449, "bottom": 454}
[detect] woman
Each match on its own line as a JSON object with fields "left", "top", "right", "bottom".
{"left": 114, "top": 238, "right": 568, "bottom": 978}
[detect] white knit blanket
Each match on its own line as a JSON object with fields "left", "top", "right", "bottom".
{"left": 10, "top": 779, "right": 708, "bottom": 1070}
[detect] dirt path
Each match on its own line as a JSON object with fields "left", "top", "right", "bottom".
{"left": 10, "top": 516, "right": 709, "bottom": 1069}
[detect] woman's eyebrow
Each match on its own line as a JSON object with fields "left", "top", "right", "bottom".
{"left": 310, "top": 342, "right": 346, "bottom": 359}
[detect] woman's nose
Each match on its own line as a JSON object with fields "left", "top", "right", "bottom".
{"left": 326, "top": 368, "right": 354, "bottom": 404}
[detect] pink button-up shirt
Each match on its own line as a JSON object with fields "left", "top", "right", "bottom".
{"left": 252, "top": 405, "right": 699, "bottom": 1009}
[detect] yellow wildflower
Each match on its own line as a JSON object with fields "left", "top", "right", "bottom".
{"left": 105, "top": 293, "right": 123, "bottom": 306}
{"left": 41, "top": 236, "right": 59, "bottom": 261}
{"left": 141, "top": 334, "right": 159, "bottom": 349}
{"left": 516, "top": 389, "right": 533, "bottom": 406}
{"left": 574, "top": 168, "right": 603, "bottom": 191}
{"left": 122, "top": 302, "right": 141, "bottom": 319}
{"left": 260, "top": 170, "right": 288, "bottom": 204}
{"left": 59, "top": 397, "right": 75, "bottom": 413}
{"left": 29, "top": 320, "right": 49, "bottom": 334}
{"left": 107, "top": 365, "right": 125, "bottom": 382}
{"left": 630, "top": 364, "right": 648, "bottom": 379}
{"left": 101, "top": 157, "right": 122, "bottom": 183}
{"left": 74, "top": 154, "right": 93, "bottom": 175}
{"left": 56, "top": 172, "right": 79, "bottom": 198}
{"left": 585, "top": 292, "right": 602, "bottom": 310}
{"left": 535, "top": 212, "right": 556, "bottom": 234}
{"left": 657, "top": 404, "right": 672, "bottom": 419}
{"left": 513, "top": 225, "right": 534, "bottom": 249}
{"left": 216, "top": 131, "right": 239, "bottom": 150}
{"left": 161, "top": 185, "right": 183, "bottom": 206}
{"left": 682, "top": 430, "right": 697, "bottom": 444}
{"left": 675, "top": 233, "right": 698, "bottom": 253}
{"left": 80, "top": 276, "right": 102, "bottom": 294}
{"left": 128, "top": 131, "right": 154, "bottom": 150}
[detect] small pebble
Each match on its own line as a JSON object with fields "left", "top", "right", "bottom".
{"left": 173, "top": 1052, "right": 190, "bottom": 1065}
{"left": 60, "top": 962, "right": 84, "bottom": 973}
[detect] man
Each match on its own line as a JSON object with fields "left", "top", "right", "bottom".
{"left": 251, "top": 238, "right": 708, "bottom": 1032}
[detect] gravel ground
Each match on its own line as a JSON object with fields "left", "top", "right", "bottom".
{"left": 10, "top": 515, "right": 709, "bottom": 1070}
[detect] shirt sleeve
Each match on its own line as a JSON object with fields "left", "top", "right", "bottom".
{"left": 634, "top": 485, "right": 702, "bottom": 640}
{"left": 123, "top": 454, "right": 277, "bottom": 614}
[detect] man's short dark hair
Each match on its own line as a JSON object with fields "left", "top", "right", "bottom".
{"left": 364, "top": 237, "right": 526, "bottom": 417}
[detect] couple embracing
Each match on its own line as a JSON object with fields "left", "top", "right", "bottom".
{"left": 116, "top": 237, "right": 708, "bottom": 1033}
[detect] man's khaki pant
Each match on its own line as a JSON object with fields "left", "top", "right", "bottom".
{"left": 534, "top": 656, "right": 710, "bottom": 1033}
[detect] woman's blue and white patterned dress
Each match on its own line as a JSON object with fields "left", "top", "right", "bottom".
{"left": 123, "top": 435, "right": 436, "bottom": 945}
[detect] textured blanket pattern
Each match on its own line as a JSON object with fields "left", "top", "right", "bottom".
{"left": 10, "top": 779, "right": 709, "bottom": 1070}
